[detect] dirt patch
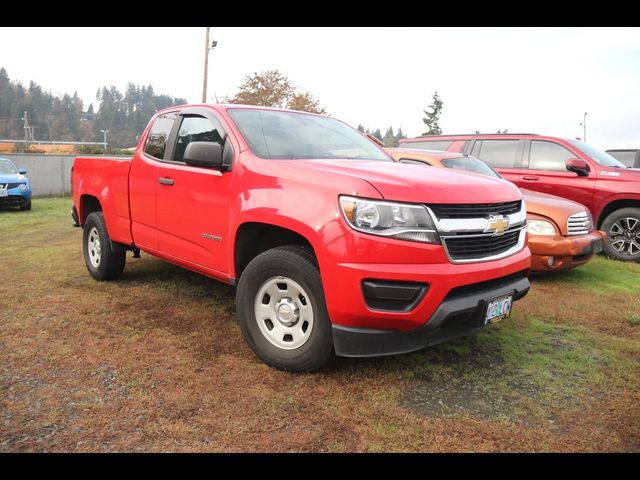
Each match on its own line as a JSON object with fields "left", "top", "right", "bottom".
{"left": 1, "top": 198, "right": 639, "bottom": 452}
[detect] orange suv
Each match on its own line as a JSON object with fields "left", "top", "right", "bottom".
{"left": 387, "top": 148, "right": 606, "bottom": 272}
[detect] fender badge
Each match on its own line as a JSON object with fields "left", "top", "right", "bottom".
{"left": 201, "top": 233, "right": 223, "bottom": 242}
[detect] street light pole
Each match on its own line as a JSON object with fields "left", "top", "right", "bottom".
{"left": 202, "top": 27, "right": 218, "bottom": 103}
{"left": 101, "top": 129, "right": 109, "bottom": 153}
{"left": 202, "top": 27, "right": 210, "bottom": 103}
{"left": 583, "top": 112, "right": 587, "bottom": 143}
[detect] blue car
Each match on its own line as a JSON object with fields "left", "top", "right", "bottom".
{"left": 0, "top": 157, "right": 31, "bottom": 211}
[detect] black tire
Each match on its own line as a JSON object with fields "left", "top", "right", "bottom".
{"left": 601, "top": 207, "right": 640, "bottom": 262}
{"left": 82, "top": 211, "right": 126, "bottom": 280}
{"left": 236, "top": 245, "right": 335, "bottom": 372}
{"left": 20, "top": 200, "right": 31, "bottom": 211}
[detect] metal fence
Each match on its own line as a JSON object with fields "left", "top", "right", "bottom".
{"left": 0, "top": 153, "right": 130, "bottom": 197}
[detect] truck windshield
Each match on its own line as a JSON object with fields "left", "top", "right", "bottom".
{"left": 441, "top": 156, "right": 502, "bottom": 179}
{"left": 228, "top": 109, "right": 391, "bottom": 161}
{"left": 568, "top": 140, "right": 627, "bottom": 168}
{"left": 0, "top": 160, "right": 17, "bottom": 174}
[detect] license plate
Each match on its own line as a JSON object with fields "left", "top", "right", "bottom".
{"left": 592, "top": 238, "right": 603, "bottom": 255}
{"left": 0, "top": 190, "right": 7, "bottom": 197}
{"left": 485, "top": 294, "right": 513, "bottom": 325}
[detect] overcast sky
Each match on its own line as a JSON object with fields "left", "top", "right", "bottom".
{"left": 1, "top": 27, "right": 639, "bottom": 149}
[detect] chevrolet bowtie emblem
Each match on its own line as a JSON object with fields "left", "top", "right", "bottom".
{"left": 485, "top": 216, "right": 510, "bottom": 236}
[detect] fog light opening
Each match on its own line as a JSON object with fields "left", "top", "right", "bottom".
{"left": 547, "top": 256, "right": 555, "bottom": 267}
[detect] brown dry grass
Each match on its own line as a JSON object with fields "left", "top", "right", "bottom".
{"left": 1, "top": 198, "right": 639, "bottom": 452}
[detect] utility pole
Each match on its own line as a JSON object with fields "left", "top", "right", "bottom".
{"left": 101, "top": 129, "right": 109, "bottom": 153}
{"left": 202, "top": 27, "right": 210, "bottom": 103}
{"left": 22, "top": 111, "right": 34, "bottom": 145}
{"left": 202, "top": 27, "right": 218, "bottom": 103}
{"left": 580, "top": 112, "right": 588, "bottom": 142}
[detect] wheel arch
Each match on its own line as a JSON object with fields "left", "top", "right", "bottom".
{"left": 79, "top": 194, "right": 102, "bottom": 225}
{"left": 233, "top": 221, "right": 317, "bottom": 281}
{"left": 597, "top": 198, "right": 640, "bottom": 228}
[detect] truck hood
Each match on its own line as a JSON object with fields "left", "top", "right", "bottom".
{"left": 295, "top": 159, "right": 522, "bottom": 204}
{"left": 521, "top": 188, "right": 585, "bottom": 220}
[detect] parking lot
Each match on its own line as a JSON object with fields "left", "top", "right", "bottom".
{"left": 1, "top": 197, "right": 639, "bottom": 452}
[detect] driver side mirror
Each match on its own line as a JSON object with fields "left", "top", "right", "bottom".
{"left": 183, "top": 141, "right": 224, "bottom": 169}
{"left": 19, "top": 168, "right": 27, "bottom": 175}
{"left": 566, "top": 158, "right": 590, "bottom": 177}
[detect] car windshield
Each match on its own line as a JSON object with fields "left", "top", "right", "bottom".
{"left": 0, "top": 160, "right": 17, "bottom": 174}
{"left": 441, "top": 156, "right": 502, "bottom": 179}
{"left": 568, "top": 140, "right": 627, "bottom": 168}
{"left": 228, "top": 109, "right": 391, "bottom": 161}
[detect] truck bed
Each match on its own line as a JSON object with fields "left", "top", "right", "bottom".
{"left": 72, "top": 156, "right": 134, "bottom": 245}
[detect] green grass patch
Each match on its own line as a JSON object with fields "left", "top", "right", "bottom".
{"left": 533, "top": 256, "right": 640, "bottom": 295}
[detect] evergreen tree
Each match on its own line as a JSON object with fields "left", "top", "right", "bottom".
{"left": 421, "top": 91, "right": 443, "bottom": 136}
{"left": 0, "top": 69, "right": 186, "bottom": 147}
{"left": 372, "top": 128, "right": 382, "bottom": 141}
{"left": 357, "top": 124, "right": 365, "bottom": 132}
{"left": 382, "top": 126, "right": 396, "bottom": 147}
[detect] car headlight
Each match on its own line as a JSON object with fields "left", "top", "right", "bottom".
{"left": 19, "top": 183, "right": 27, "bottom": 192}
{"left": 339, "top": 195, "right": 439, "bottom": 243}
{"left": 527, "top": 219, "right": 557, "bottom": 236}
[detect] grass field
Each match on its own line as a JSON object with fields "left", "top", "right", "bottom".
{"left": 1, "top": 197, "right": 639, "bottom": 452}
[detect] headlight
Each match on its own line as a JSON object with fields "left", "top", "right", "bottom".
{"left": 339, "top": 196, "right": 439, "bottom": 243}
{"left": 584, "top": 211, "right": 594, "bottom": 231}
{"left": 19, "top": 183, "right": 27, "bottom": 192}
{"left": 527, "top": 219, "right": 557, "bottom": 236}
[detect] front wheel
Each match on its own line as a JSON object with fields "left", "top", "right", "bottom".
{"left": 235, "top": 245, "right": 335, "bottom": 372}
{"left": 20, "top": 199, "right": 31, "bottom": 211}
{"left": 601, "top": 207, "right": 640, "bottom": 262}
{"left": 82, "top": 212, "right": 126, "bottom": 280}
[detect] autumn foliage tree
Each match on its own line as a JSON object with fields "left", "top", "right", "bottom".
{"left": 225, "top": 70, "right": 326, "bottom": 114}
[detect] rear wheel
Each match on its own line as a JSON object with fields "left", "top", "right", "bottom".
{"left": 601, "top": 207, "right": 640, "bottom": 262}
{"left": 235, "top": 245, "right": 334, "bottom": 372}
{"left": 83, "top": 212, "right": 126, "bottom": 280}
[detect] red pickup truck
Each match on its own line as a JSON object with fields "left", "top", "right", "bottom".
{"left": 400, "top": 134, "right": 640, "bottom": 262}
{"left": 72, "top": 104, "right": 531, "bottom": 371}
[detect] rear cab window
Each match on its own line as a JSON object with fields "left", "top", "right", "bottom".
{"left": 144, "top": 112, "right": 178, "bottom": 160}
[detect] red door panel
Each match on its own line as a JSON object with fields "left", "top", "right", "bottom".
{"left": 129, "top": 153, "right": 158, "bottom": 250}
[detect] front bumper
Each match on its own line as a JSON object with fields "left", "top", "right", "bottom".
{"left": 332, "top": 270, "right": 530, "bottom": 357}
{"left": 529, "top": 230, "right": 606, "bottom": 272}
{"left": 0, "top": 188, "right": 30, "bottom": 208}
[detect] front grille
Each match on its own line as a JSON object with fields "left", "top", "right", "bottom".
{"left": 444, "top": 229, "right": 521, "bottom": 261}
{"left": 567, "top": 211, "right": 592, "bottom": 235}
{"left": 0, "top": 183, "right": 21, "bottom": 190}
{"left": 0, "top": 196, "right": 27, "bottom": 207}
{"left": 445, "top": 269, "right": 530, "bottom": 300}
{"left": 429, "top": 200, "right": 521, "bottom": 219}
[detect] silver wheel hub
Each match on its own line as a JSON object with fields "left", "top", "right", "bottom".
{"left": 88, "top": 226, "right": 101, "bottom": 268}
{"left": 254, "top": 276, "right": 314, "bottom": 350}
{"left": 275, "top": 298, "right": 299, "bottom": 327}
{"left": 610, "top": 217, "right": 640, "bottom": 256}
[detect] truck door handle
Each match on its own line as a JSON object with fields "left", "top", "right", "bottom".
{"left": 158, "top": 177, "right": 174, "bottom": 186}
{"left": 522, "top": 176, "right": 539, "bottom": 181}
